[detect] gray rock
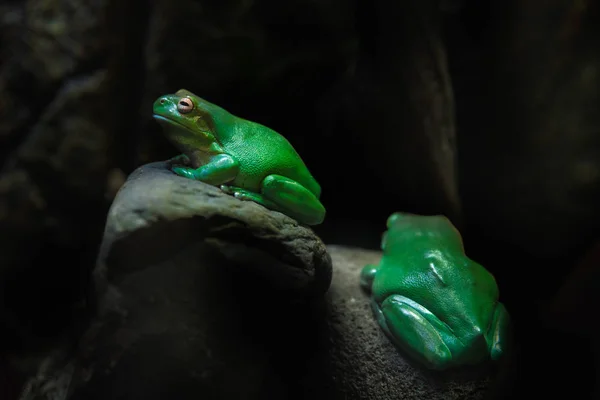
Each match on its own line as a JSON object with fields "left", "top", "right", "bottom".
{"left": 17, "top": 161, "right": 332, "bottom": 400}
{"left": 17, "top": 242, "right": 499, "bottom": 399}
{"left": 95, "top": 161, "right": 332, "bottom": 297}
{"left": 19, "top": 162, "right": 499, "bottom": 400}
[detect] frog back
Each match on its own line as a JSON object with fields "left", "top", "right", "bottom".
{"left": 218, "top": 119, "right": 321, "bottom": 196}
{"left": 373, "top": 236, "right": 499, "bottom": 336}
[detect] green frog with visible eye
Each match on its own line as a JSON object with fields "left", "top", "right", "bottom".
{"left": 360, "top": 212, "right": 510, "bottom": 370}
{"left": 152, "top": 89, "right": 325, "bottom": 226}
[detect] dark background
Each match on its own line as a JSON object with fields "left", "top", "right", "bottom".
{"left": 1, "top": 0, "right": 599, "bottom": 398}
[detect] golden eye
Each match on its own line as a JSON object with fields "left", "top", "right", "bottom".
{"left": 177, "top": 97, "right": 194, "bottom": 113}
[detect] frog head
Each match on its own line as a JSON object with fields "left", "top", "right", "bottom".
{"left": 153, "top": 89, "right": 220, "bottom": 153}
{"left": 383, "top": 212, "right": 465, "bottom": 252}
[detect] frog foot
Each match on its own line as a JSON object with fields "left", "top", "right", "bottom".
{"left": 487, "top": 302, "right": 511, "bottom": 361}
{"left": 219, "top": 185, "right": 282, "bottom": 210}
{"left": 167, "top": 153, "right": 190, "bottom": 166}
{"left": 220, "top": 181, "right": 325, "bottom": 226}
{"left": 219, "top": 185, "right": 235, "bottom": 195}
{"left": 171, "top": 166, "right": 197, "bottom": 180}
{"left": 360, "top": 264, "right": 380, "bottom": 294}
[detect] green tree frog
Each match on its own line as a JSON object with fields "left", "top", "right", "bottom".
{"left": 152, "top": 89, "right": 325, "bottom": 226}
{"left": 360, "top": 212, "right": 510, "bottom": 370}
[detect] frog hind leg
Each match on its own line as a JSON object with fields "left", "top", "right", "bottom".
{"left": 261, "top": 174, "right": 326, "bottom": 226}
{"left": 221, "top": 175, "right": 325, "bottom": 226}
{"left": 221, "top": 181, "right": 315, "bottom": 225}
{"left": 376, "top": 294, "right": 477, "bottom": 370}
{"left": 484, "top": 301, "right": 511, "bottom": 361}
{"left": 226, "top": 174, "right": 321, "bottom": 225}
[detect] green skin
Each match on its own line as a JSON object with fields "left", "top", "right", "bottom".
{"left": 152, "top": 89, "right": 325, "bottom": 226}
{"left": 360, "top": 212, "right": 510, "bottom": 370}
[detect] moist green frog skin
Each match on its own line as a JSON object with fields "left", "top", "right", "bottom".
{"left": 152, "top": 89, "right": 325, "bottom": 226}
{"left": 360, "top": 212, "right": 510, "bottom": 370}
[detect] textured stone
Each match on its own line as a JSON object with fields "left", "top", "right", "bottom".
{"left": 95, "top": 161, "right": 332, "bottom": 296}
{"left": 15, "top": 243, "right": 496, "bottom": 399}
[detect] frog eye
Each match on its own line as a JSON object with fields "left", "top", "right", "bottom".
{"left": 177, "top": 97, "right": 194, "bottom": 114}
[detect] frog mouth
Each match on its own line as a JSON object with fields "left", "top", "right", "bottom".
{"left": 153, "top": 114, "right": 196, "bottom": 134}
{"left": 153, "top": 114, "right": 218, "bottom": 151}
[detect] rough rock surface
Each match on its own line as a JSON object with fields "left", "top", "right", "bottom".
{"left": 15, "top": 164, "right": 499, "bottom": 400}
{"left": 18, "top": 243, "right": 498, "bottom": 400}
{"left": 95, "top": 161, "right": 332, "bottom": 296}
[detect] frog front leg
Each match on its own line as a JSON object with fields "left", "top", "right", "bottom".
{"left": 222, "top": 174, "right": 326, "bottom": 226}
{"left": 171, "top": 154, "right": 239, "bottom": 185}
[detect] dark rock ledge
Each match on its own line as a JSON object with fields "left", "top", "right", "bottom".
{"left": 17, "top": 162, "right": 499, "bottom": 400}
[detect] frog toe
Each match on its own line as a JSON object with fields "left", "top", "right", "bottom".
{"left": 171, "top": 166, "right": 197, "bottom": 180}
{"left": 220, "top": 184, "right": 234, "bottom": 194}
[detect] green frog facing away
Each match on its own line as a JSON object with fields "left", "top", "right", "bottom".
{"left": 360, "top": 212, "right": 510, "bottom": 370}
{"left": 153, "top": 89, "right": 325, "bottom": 226}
